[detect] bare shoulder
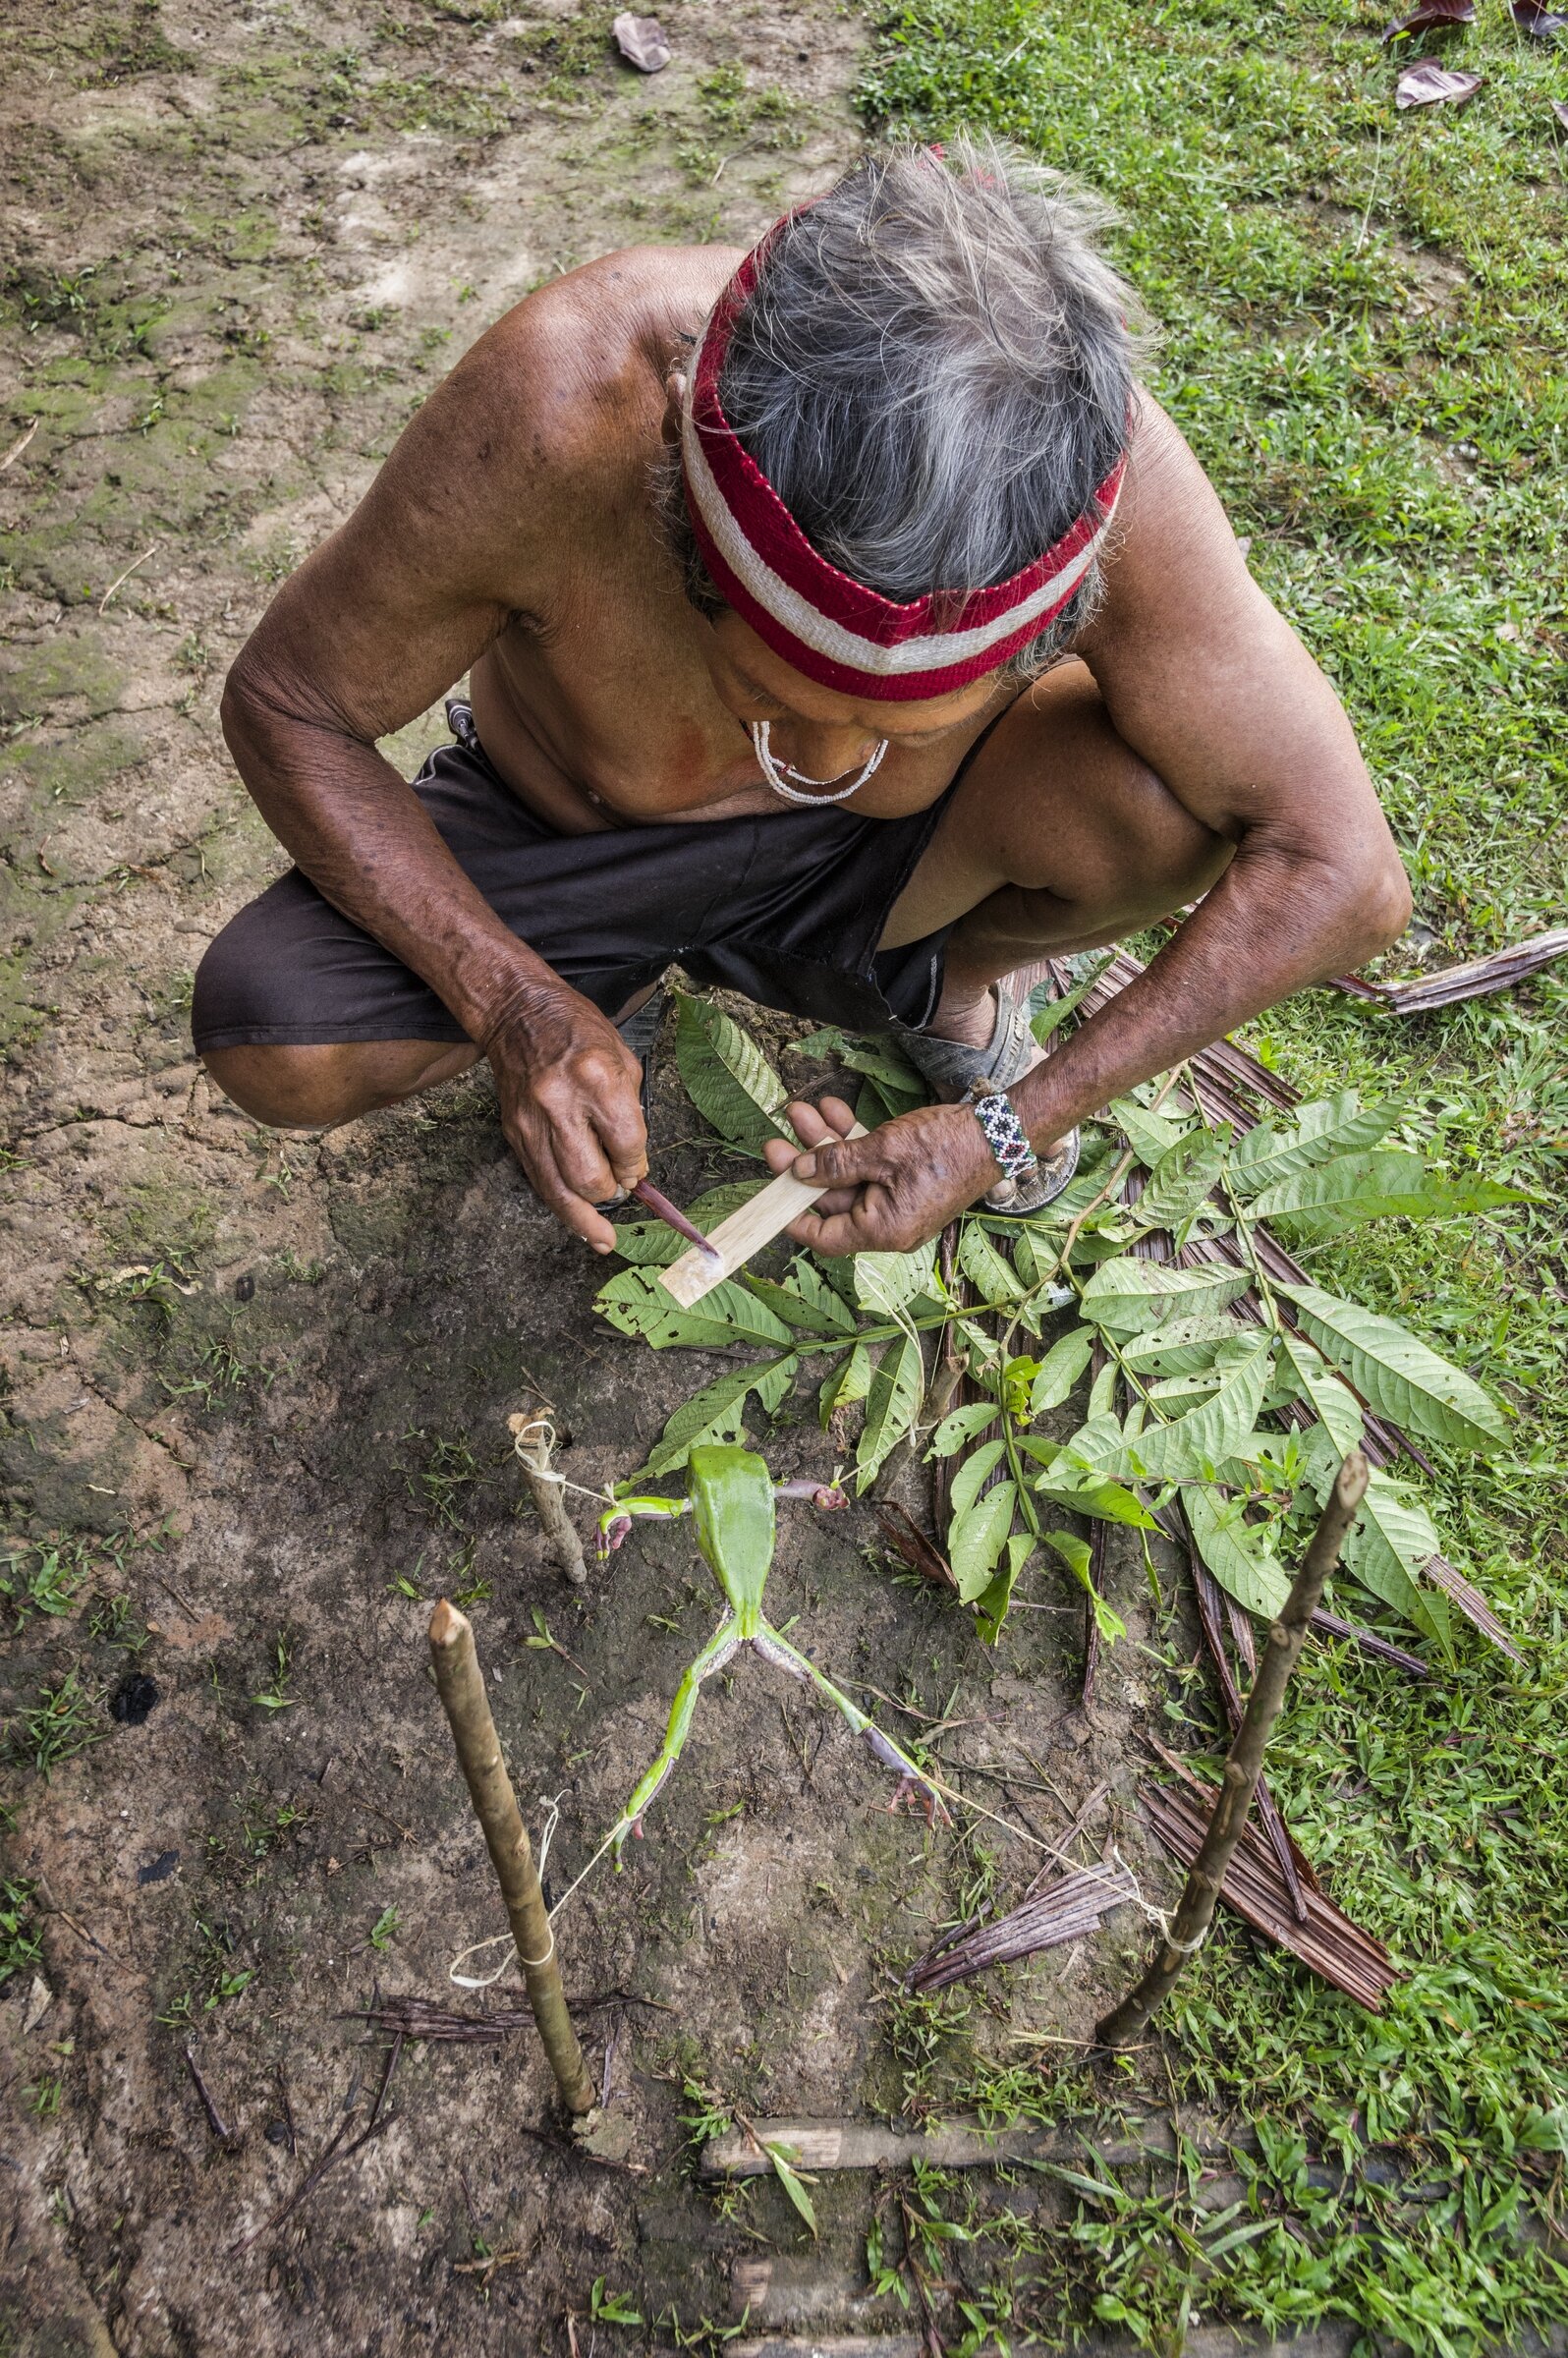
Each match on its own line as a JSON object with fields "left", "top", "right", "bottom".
{"left": 1080, "top": 391, "right": 1262, "bottom": 658}
{"left": 404, "top": 246, "right": 739, "bottom": 489}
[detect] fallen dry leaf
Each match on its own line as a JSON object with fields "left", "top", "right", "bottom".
{"left": 1555, "top": 99, "right": 1568, "bottom": 130}
{"left": 1331, "top": 926, "right": 1568, "bottom": 1013}
{"left": 1511, "top": 0, "right": 1567, "bottom": 32}
{"left": 612, "top": 11, "right": 671, "bottom": 71}
{"left": 874, "top": 1501, "right": 958, "bottom": 1593}
{"left": 905, "top": 1860, "right": 1138, "bottom": 1993}
{"left": 1142, "top": 1773, "right": 1398, "bottom": 2010}
{"left": 1383, "top": 0, "right": 1475, "bottom": 36}
{"left": 1396, "top": 61, "right": 1484, "bottom": 105}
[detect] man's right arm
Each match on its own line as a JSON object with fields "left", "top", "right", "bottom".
{"left": 220, "top": 308, "right": 647, "bottom": 1249}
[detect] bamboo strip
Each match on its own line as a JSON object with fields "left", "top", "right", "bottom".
{"left": 658, "top": 1122, "right": 868, "bottom": 1306}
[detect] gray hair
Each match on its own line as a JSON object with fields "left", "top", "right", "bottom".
{"left": 661, "top": 139, "right": 1141, "bottom": 685}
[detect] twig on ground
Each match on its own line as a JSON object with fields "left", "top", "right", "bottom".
{"left": 427, "top": 1600, "right": 595, "bottom": 2112}
{"left": 98, "top": 541, "right": 158, "bottom": 612}
{"left": 1095, "top": 1451, "right": 1369, "bottom": 2048}
{"left": 905, "top": 1858, "right": 1139, "bottom": 1994}
{"left": 184, "top": 2045, "right": 235, "bottom": 2146}
{"left": 1, "top": 419, "right": 39, "bottom": 471}
{"left": 231, "top": 2051, "right": 400, "bottom": 2255}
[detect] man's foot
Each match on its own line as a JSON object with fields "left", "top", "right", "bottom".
{"left": 896, "top": 969, "right": 1080, "bottom": 1215}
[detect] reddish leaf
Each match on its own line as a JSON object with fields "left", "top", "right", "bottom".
{"left": 874, "top": 1502, "right": 958, "bottom": 1593}
{"left": 612, "top": 11, "right": 671, "bottom": 71}
{"left": 1382, "top": 0, "right": 1475, "bottom": 37}
{"left": 1396, "top": 61, "right": 1484, "bottom": 105}
{"left": 1512, "top": 0, "right": 1567, "bottom": 32}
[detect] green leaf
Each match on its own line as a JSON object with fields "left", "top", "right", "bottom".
{"left": 762, "top": 2142, "right": 818, "bottom": 2236}
{"left": 635, "top": 1358, "right": 797, "bottom": 1481}
{"left": 950, "top": 1437, "right": 1007, "bottom": 1519}
{"left": 794, "top": 1027, "right": 928, "bottom": 1101}
{"left": 1052, "top": 1411, "right": 1128, "bottom": 1471}
{"left": 1030, "top": 1327, "right": 1095, "bottom": 1414}
{"left": 928, "top": 1400, "right": 1001, "bottom": 1457}
{"left": 1227, "top": 1091, "right": 1406, "bottom": 1196}
{"left": 1042, "top": 1530, "right": 1126, "bottom": 1642}
{"left": 1117, "top": 1341, "right": 1272, "bottom": 1483}
{"left": 1121, "top": 1316, "right": 1242, "bottom": 1378}
{"left": 856, "top": 1335, "right": 924, "bottom": 1488}
{"left": 746, "top": 1256, "right": 859, "bottom": 1336}
{"left": 1276, "top": 1332, "right": 1366, "bottom": 1456}
{"left": 1341, "top": 1472, "right": 1452, "bottom": 1646}
{"left": 594, "top": 1268, "right": 794, "bottom": 1355}
{"left": 1080, "top": 1259, "right": 1252, "bottom": 1335}
{"left": 1107, "top": 1095, "right": 1199, "bottom": 1169}
{"left": 1250, "top": 1151, "right": 1532, "bottom": 1236}
{"left": 854, "top": 1245, "right": 937, "bottom": 1319}
{"left": 819, "top": 1340, "right": 871, "bottom": 1425}
{"left": 1184, "top": 1488, "right": 1290, "bottom": 1619}
{"left": 673, "top": 992, "right": 794, "bottom": 1151}
{"left": 1033, "top": 1461, "right": 1160, "bottom": 1529}
{"left": 1127, "top": 1131, "right": 1231, "bottom": 1239}
{"left": 975, "top": 1532, "right": 1035, "bottom": 1643}
{"left": 608, "top": 1180, "right": 767, "bottom": 1264}
{"left": 1280, "top": 1282, "right": 1508, "bottom": 1451}
{"left": 949, "top": 1482, "right": 1018, "bottom": 1601}
{"left": 957, "top": 1221, "right": 1025, "bottom": 1304}
{"left": 1028, "top": 954, "right": 1112, "bottom": 1046}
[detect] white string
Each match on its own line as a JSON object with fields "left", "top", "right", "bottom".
{"left": 446, "top": 1792, "right": 570, "bottom": 1988}
{"left": 511, "top": 1416, "right": 619, "bottom": 1511}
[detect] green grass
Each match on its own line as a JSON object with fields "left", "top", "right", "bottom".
{"left": 859, "top": 0, "right": 1568, "bottom": 2346}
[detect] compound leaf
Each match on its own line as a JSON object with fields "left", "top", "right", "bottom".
{"left": 856, "top": 1334, "right": 924, "bottom": 1488}
{"left": 949, "top": 1481, "right": 1018, "bottom": 1602}
{"left": 1281, "top": 1282, "right": 1507, "bottom": 1450}
{"left": 674, "top": 992, "right": 794, "bottom": 1151}
{"left": 1184, "top": 1488, "right": 1291, "bottom": 1619}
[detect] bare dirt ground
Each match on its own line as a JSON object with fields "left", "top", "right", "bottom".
{"left": 0, "top": 6, "right": 1180, "bottom": 2352}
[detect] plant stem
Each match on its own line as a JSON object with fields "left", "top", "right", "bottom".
{"left": 427, "top": 1600, "right": 595, "bottom": 2113}
{"left": 1093, "top": 1449, "right": 1369, "bottom": 2049}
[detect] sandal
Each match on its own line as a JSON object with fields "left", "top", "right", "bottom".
{"left": 618, "top": 985, "right": 668, "bottom": 1119}
{"left": 896, "top": 975, "right": 1081, "bottom": 1217}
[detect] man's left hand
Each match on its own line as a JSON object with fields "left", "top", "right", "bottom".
{"left": 761, "top": 1095, "right": 1000, "bottom": 1257}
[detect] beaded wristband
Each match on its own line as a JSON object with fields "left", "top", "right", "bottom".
{"left": 968, "top": 1088, "right": 1039, "bottom": 1183}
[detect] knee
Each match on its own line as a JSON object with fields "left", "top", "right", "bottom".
{"left": 201, "top": 1041, "right": 362, "bottom": 1130}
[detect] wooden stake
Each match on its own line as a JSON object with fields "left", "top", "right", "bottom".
{"left": 508, "top": 1411, "right": 588, "bottom": 1586}
{"left": 658, "top": 1122, "right": 868, "bottom": 1307}
{"left": 1094, "top": 1450, "right": 1369, "bottom": 2049}
{"left": 427, "top": 1600, "right": 595, "bottom": 2112}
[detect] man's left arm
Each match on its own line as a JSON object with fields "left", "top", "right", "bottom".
{"left": 778, "top": 400, "right": 1412, "bottom": 1251}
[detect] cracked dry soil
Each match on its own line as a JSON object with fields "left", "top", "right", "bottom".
{"left": 0, "top": 5, "right": 1167, "bottom": 2349}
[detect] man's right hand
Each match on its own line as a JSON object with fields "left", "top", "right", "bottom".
{"left": 480, "top": 982, "right": 647, "bottom": 1252}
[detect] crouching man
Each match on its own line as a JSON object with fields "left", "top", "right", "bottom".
{"left": 194, "top": 142, "right": 1409, "bottom": 1256}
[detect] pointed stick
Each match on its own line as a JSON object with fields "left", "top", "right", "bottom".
{"left": 427, "top": 1600, "right": 595, "bottom": 2113}
{"left": 1094, "top": 1451, "right": 1369, "bottom": 2049}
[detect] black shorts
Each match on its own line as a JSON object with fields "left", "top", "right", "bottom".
{"left": 192, "top": 702, "right": 957, "bottom": 1053}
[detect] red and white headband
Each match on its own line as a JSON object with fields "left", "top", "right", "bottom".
{"left": 681, "top": 212, "right": 1126, "bottom": 703}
